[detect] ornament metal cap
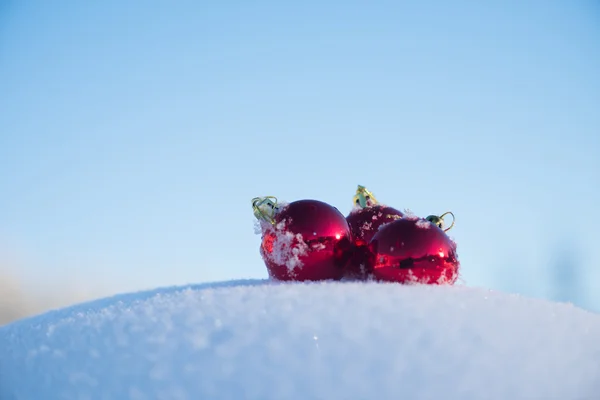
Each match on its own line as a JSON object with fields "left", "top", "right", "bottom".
{"left": 252, "top": 196, "right": 279, "bottom": 225}
{"left": 353, "top": 185, "right": 378, "bottom": 208}
{"left": 426, "top": 211, "right": 455, "bottom": 232}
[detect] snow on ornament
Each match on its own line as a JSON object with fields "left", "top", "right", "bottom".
{"left": 252, "top": 196, "right": 353, "bottom": 281}
{"left": 344, "top": 185, "right": 405, "bottom": 280}
{"left": 368, "top": 211, "right": 459, "bottom": 285}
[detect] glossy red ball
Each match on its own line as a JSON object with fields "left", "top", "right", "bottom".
{"left": 344, "top": 205, "right": 404, "bottom": 279}
{"left": 368, "top": 217, "right": 459, "bottom": 284}
{"left": 259, "top": 199, "right": 353, "bottom": 281}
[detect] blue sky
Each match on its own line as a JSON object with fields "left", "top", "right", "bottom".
{"left": 1, "top": 1, "right": 599, "bottom": 310}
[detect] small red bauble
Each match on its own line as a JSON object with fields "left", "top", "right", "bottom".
{"left": 259, "top": 199, "right": 353, "bottom": 281}
{"left": 368, "top": 217, "right": 459, "bottom": 284}
{"left": 345, "top": 205, "right": 404, "bottom": 279}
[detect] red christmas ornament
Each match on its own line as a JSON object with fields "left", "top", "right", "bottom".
{"left": 344, "top": 186, "right": 404, "bottom": 279}
{"left": 368, "top": 215, "right": 459, "bottom": 284}
{"left": 253, "top": 197, "right": 353, "bottom": 281}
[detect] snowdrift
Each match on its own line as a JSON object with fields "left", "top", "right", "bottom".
{"left": 1, "top": 280, "right": 599, "bottom": 400}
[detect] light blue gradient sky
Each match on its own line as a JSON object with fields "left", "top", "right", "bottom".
{"left": 1, "top": 1, "right": 599, "bottom": 310}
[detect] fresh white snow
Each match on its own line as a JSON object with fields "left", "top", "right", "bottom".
{"left": 1, "top": 280, "right": 600, "bottom": 400}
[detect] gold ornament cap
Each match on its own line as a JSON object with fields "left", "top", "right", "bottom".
{"left": 353, "top": 185, "right": 378, "bottom": 208}
{"left": 426, "top": 211, "right": 455, "bottom": 232}
{"left": 252, "top": 196, "right": 279, "bottom": 225}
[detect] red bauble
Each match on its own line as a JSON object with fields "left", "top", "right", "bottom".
{"left": 259, "top": 199, "right": 353, "bottom": 281}
{"left": 344, "top": 205, "right": 404, "bottom": 279}
{"left": 368, "top": 217, "right": 459, "bottom": 284}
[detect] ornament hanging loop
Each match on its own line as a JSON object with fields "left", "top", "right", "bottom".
{"left": 353, "top": 185, "right": 378, "bottom": 208}
{"left": 426, "top": 211, "right": 455, "bottom": 232}
{"left": 252, "top": 196, "right": 279, "bottom": 225}
{"left": 439, "top": 211, "right": 455, "bottom": 232}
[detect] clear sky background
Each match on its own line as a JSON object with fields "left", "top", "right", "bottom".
{"left": 1, "top": 1, "right": 599, "bottom": 315}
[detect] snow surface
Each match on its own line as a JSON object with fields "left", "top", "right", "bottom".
{"left": 1, "top": 280, "right": 600, "bottom": 400}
